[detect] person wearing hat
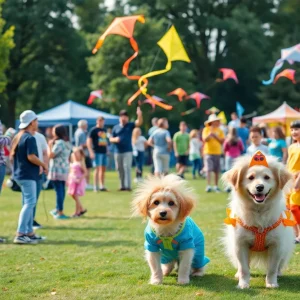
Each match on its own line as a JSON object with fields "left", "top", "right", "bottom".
{"left": 10, "top": 110, "right": 48, "bottom": 244}
{"left": 110, "top": 107, "right": 143, "bottom": 191}
{"left": 202, "top": 114, "right": 225, "bottom": 193}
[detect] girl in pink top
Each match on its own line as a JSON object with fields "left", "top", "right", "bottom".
{"left": 223, "top": 127, "right": 244, "bottom": 171}
{"left": 68, "top": 147, "right": 87, "bottom": 217}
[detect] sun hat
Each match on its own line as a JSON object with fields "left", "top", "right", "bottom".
{"left": 19, "top": 110, "right": 38, "bottom": 129}
{"left": 204, "top": 114, "right": 221, "bottom": 126}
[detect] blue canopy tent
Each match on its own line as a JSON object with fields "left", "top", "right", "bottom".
{"left": 16, "top": 100, "right": 119, "bottom": 139}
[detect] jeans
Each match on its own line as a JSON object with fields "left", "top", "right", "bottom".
{"left": 153, "top": 150, "right": 170, "bottom": 174}
{"left": 191, "top": 158, "right": 202, "bottom": 177}
{"left": 53, "top": 180, "right": 66, "bottom": 211}
{"left": 225, "top": 156, "right": 235, "bottom": 171}
{"left": 33, "top": 175, "right": 44, "bottom": 219}
{"left": 114, "top": 152, "right": 133, "bottom": 189}
{"left": 134, "top": 151, "right": 144, "bottom": 178}
{"left": 15, "top": 180, "right": 37, "bottom": 234}
{"left": 0, "top": 164, "right": 6, "bottom": 194}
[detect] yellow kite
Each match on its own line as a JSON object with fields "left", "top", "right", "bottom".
{"left": 128, "top": 25, "right": 191, "bottom": 110}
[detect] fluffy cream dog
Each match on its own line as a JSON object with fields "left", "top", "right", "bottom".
{"left": 222, "top": 152, "right": 295, "bottom": 289}
{"left": 132, "top": 174, "right": 210, "bottom": 285}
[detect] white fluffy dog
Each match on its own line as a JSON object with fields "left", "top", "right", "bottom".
{"left": 222, "top": 152, "right": 295, "bottom": 289}
{"left": 132, "top": 174, "right": 210, "bottom": 285}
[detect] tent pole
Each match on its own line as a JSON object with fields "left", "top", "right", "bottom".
{"left": 69, "top": 124, "right": 73, "bottom": 144}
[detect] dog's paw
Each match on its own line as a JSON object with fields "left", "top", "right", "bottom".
{"left": 237, "top": 281, "right": 250, "bottom": 289}
{"left": 150, "top": 277, "right": 162, "bottom": 285}
{"left": 234, "top": 271, "right": 240, "bottom": 279}
{"left": 178, "top": 277, "right": 190, "bottom": 285}
{"left": 266, "top": 282, "right": 279, "bottom": 288}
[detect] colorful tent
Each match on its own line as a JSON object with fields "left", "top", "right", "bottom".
{"left": 252, "top": 102, "right": 300, "bottom": 125}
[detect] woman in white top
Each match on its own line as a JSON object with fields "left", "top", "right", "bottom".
{"left": 132, "top": 128, "right": 147, "bottom": 181}
{"left": 189, "top": 129, "right": 203, "bottom": 179}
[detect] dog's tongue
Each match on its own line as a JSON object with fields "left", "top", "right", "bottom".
{"left": 254, "top": 194, "right": 265, "bottom": 201}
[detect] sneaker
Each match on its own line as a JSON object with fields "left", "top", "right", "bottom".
{"left": 33, "top": 220, "right": 42, "bottom": 229}
{"left": 50, "top": 209, "right": 57, "bottom": 217}
{"left": 0, "top": 238, "right": 6, "bottom": 243}
{"left": 55, "top": 214, "right": 70, "bottom": 220}
{"left": 14, "top": 235, "right": 38, "bottom": 244}
{"left": 71, "top": 213, "right": 81, "bottom": 218}
{"left": 126, "top": 188, "right": 132, "bottom": 192}
{"left": 79, "top": 209, "right": 87, "bottom": 216}
{"left": 213, "top": 186, "right": 221, "bottom": 193}
{"left": 85, "top": 184, "right": 94, "bottom": 190}
{"left": 100, "top": 187, "right": 107, "bottom": 192}
{"left": 27, "top": 234, "right": 46, "bottom": 241}
{"left": 118, "top": 188, "right": 127, "bottom": 191}
{"left": 205, "top": 186, "right": 212, "bottom": 193}
{"left": 93, "top": 187, "right": 99, "bottom": 192}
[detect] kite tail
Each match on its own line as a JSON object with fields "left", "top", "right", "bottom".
{"left": 122, "top": 38, "right": 141, "bottom": 81}
{"left": 262, "top": 60, "right": 284, "bottom": 85}
{"left": 181, "top": 108, "right": 196, "bottom": 116}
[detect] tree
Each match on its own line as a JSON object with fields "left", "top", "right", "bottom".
{"left": 2, "top": 0, "right": 90, "bottom": 126}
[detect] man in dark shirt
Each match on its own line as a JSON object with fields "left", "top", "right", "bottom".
{"left": 87, "top": 116, "right": 108, "bottom": 191}
{"left": 110, "top": 107, "right": 143, "bottom": 191}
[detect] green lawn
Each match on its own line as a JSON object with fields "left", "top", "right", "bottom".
{"left": 1, "top": 171, "right": 300, "bottom": 300}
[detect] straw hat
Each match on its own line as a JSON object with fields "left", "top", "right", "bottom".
{"left": 204, "top": 114, "right": 221, "bottom": 126}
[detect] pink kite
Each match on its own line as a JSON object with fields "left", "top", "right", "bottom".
{"left": 87, "top": 90, "right": 103, "bottom": 105}
{"left": 142, "top": 96, "right": 164, "bottom": 112}
{"left": 274, "top": 69, "right": 296, "bottom": 84}
{"left": 167, "top": 88, "right": 188, "bottom": 101}
{"left": 181, "top": 92, "right": 210, "bottom": 116}
{"left": 218, "top": 68, "right": 239, "bottom": 83}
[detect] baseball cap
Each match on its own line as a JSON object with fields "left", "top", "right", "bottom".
{"left": 119, "top": 110, "right": 128, "bottom": 117}
{"left": 19, "top": 110, "right": 38, "bottom": 129}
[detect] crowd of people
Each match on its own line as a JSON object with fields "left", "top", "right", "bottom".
{"left": 0, "top": 107, "right": 299, "bottom": 244}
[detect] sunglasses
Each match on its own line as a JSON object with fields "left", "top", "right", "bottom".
{"left": 254, "top": 156, "right": 265, "bottom": 162}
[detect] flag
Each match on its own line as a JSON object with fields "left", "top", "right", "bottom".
{"left": 218, "top": 111, "right": 227, "bottom": 125}
{"left": 236, "top": 102, "right": 245, "bottom": 118}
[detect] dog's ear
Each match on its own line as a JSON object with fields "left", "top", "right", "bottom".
{"left": 222, "top": 167, "right": 244, "bottom": 190}
{"left": 131, "top": 193, "right": 150, "bottom": 220}
{"left": 178, "top": 195, "right": 196, "bottom": 221}
{"left": 276, "top": 165, "right": 292, "bottom": 189}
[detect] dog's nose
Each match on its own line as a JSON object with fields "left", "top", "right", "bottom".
{"left": 256, "top": 184, "right": 264, "bottom": 192}
{"left": 160, "top": 211, "right": 167, "bottom": 217}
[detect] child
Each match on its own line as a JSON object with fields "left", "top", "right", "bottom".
{"left": 223, "top": 127, "right": 244, "bottom": 171}
{"left": 287, "top": 121, "right": 300, "bottom": 243}
{"left": 67, "top": 147, "right": 87, "bottom": 217}
{"left": 132, "top": 128, "right": 147, "bottom": 182}
{"left": 189, "top": 129, "right": 203, "bottom": 179}
{"left": 246, "top": 126, "right": 269, "bottom": 155}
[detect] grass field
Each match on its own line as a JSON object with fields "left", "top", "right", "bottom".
{"left": 1, "top": 171, "right": 300, "bottom": 300}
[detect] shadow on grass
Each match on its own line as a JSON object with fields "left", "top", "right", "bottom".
{"left": 274, "top": 275, "right": 300, "bottom": 291}
{"left": 40, "top": 239, "right": 138, "bottom": 248}
{"left": 41, "top": 226, "right": 118, "bottom": 231}
{"left": 83, "top": 216, "right": 131, "bottom": 220}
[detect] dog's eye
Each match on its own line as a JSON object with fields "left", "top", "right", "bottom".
{"left": 153, "top": 200, "right": 160, "bottom": 205}
{"left": 264, "top": 175, "right": 270, "bottom": 180}
{"left": 248, "top": 175, "right": 255, "bottom": 180}
{"left": 168, "top": 201, "right": 175, "bottom": 206}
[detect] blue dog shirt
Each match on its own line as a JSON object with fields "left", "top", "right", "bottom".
{"left": 144, "top": 217, "right": 210, "bottom": 268}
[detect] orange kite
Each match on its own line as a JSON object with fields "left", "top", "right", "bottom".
{"left": 167, "top": 88, "right": 187, "bottom": 101}
{"left": 274, "top": 69, "right": 296, "bottom": 84}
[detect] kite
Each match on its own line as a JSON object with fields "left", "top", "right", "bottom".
{"left": 181, "top": 92, "right": 210, "bottom": 116}
{"left": 236, "top": 101, "right": 245, "bottom": 118}
{"left": 205, "top": 106, "right": 220, "bottom": 115}
{"left": 128, "top": 25, "right": 191, "bottom": 110}
{"left": 87, "top": 90, "right": 103, "bottom": 105}
{"left": 217, "top": 68, "right": 239, "bottom": 84}
{"left": 274, "top": 69, "right": 296, "bottom": 84}
{"left": 92, "top": 15, "right": 145, "bottom": 82}
{"left": 142, "top": 96, "right": 164, "bottom": 112}
{"left": 167, "top": 88, "right": 188, "bottom": 101}
{"left": 263, "top": 43, "right": 300, "bottom": 85}
{"left": 217, "top": 111, "right": 227, "bottom": 125}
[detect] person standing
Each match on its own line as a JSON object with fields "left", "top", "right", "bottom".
{"left": 32, "top": 129, "right": 48, "bottom": 229}
{"left": 148, "top": 118, "right": 158, "bottom": 174}
{"left": 189, "top": 129, "right": 203, "bottom": 179}
{"left": 132, "top": 128, "right": 147, "bottom": 182}
{"left": 75, "top": 120, "right": 93, "bottom": 189}
{"left": 237, "top": 117, "right": 249, "bottom": 153}
{"left": 148, "top": 118, "right": 172, "bottom": 176}
{"left": 0, "top": 122, "right": 15, "bottom": 243}
{"left": 87, "top": 117, "right": 108, "bottom": 192}
{"left": 48, "top": 125, "right": 72, "bottom": 219}
{"left": 110, "top": 107, "right": 143, "bottom": 191}
{"left": 228, "top": 112, "right": 240, "bottom": 128}
{"left": 265, "top": 126, "right": 287, "bottom": 162}
{"left": 10, "top": 111, "right": 47, "bottom": 244}
{"left": 246, "top": 126, "right": 269, "bottom": 156}
{"left": 173, "top": 121, "right": 190, "bottom": 178}
{"left": 202, "top": 114, "right": 225, "bottom": 193}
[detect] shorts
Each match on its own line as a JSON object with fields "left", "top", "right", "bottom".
{"left": 94, "top": 153, "right": 107, "bottom": 167}
{"left": 85, "top": 156, "right": 93, "bottom": 169}
{"left": 204, "top": 155, "right": 221, "bottom": 173}
{"left": 153, "top": 151, "right": 170, "bottom": 174}
{"left": 177, "top": 155, "right": 188, "bottom": 166}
